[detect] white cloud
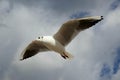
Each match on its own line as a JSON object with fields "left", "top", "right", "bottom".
{"left": 112, "top": 69, "right": 120, "bottom": 80}
{"left": 0, "top": 0, "right": 120, "bottom": 80}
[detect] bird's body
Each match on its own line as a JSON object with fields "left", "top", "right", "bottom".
{"left": 40, "top": 36, "right": 65, "bottom": 54}
{"left": 35, "top": 36, "right": 72, "bottom": 59}
{"left": 20, "top": 16, "right": 103, "bottom": 60}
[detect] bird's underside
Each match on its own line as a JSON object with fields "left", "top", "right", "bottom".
{"left": 20, "top": 16, "right": 103, "bottom": 60}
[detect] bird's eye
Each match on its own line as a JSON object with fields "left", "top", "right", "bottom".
{"left": 38, "top": 37, "right": 40, "bottom": 39}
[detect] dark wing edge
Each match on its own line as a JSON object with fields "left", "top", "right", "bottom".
{"left": 20, "top": 40, "right": 49, "bottom": 61}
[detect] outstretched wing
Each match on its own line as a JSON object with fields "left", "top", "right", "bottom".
{"left": 20, "top": 40, "right": 49, "bottom": 60}
{"left": 54, "top": 16, "right": 103, "bottom": 46}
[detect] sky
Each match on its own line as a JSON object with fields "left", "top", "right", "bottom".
{"left": 0, "top": 0, "right": 120, "bottom": 80}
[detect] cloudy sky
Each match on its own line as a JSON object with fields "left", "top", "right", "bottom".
{"left": 0, "top": 0, "right": 120, "bottom": 80}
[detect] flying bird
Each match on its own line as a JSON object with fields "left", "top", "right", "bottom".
{"left": 20, "top": 16, "right": 103, "bottom": 60}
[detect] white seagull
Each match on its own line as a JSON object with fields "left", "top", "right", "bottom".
{"left": 20, "top": 16, "right": 103, "bottom": 60}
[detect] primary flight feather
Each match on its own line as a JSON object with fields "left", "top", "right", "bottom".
{"left": 20, "top": 16, "right": 103, "bottom": 60}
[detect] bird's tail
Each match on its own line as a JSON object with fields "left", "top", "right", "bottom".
{"left": 61, "top": 51, "right": 74, "bottom": 60}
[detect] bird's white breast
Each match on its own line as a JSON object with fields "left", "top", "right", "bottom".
{"left": 43, "top": 36, "right": 65, "bottom": 54}
{"left": 43, "top": 36, "right": 55, "bottom": 45}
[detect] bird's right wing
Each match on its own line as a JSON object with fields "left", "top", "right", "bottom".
{"left": 54, "top": 16, "right": 103, "bottom": 46}
{"left": 20, "top": 40, "right": 49, "bottom": 60}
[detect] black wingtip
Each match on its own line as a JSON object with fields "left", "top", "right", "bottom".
{"left": 101, "top": 16, "right": 103, "bottom": 20}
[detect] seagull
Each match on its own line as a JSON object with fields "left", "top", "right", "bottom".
{"left": 20, "top": 16, "right": 103, "bottom": 60}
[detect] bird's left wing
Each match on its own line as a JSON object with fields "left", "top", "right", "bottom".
{"left": 20, "top": 40, "right": 49, "bottom": 60}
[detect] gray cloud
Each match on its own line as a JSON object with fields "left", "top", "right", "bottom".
{"left": 10, "top": 0, "right": 114, "bottom": 16}
{"left": 0, "top": 28, "right": 22, "bottom": 80}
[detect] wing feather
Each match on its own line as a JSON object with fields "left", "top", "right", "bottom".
{"left": 20, "top": 40, "right": 49, "bottom": 60}
{"left": 54, "top": 16, "right": 103, "bottom": 46}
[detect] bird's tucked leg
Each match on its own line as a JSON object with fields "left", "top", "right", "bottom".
{"left": 61, "top": 53, "right": 68, "bottom": 59}
{"left": 61, "top": 55, "right": 67, "bottom": 59}
{"left": 61, "top": 51, "right": 73, "bottom": 59}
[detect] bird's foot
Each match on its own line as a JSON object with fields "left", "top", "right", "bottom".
{"left": 61, "top": 54, "right": 69, "bottom": 59}
{"left": 61, "top": 55, "right": 66, "bottom": 59}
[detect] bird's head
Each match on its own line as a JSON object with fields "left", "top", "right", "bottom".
{"left": 36, "top": 36, "right": 44, "bottom": 41}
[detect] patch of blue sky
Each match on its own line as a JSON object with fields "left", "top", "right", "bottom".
{"left": 110, "top": 0, "right": 120, "bottom": 10}
{"left": 113, "top": 48, "right": 120, "bottom": 74}
{"left": 100, "top": 64, "right": 111, "bottom": 78}
{"left": 100, "top": 47, "right": 120, "bottom": 79}
{"left": 70, "top": 11, "right": 90, "bottom": 19}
